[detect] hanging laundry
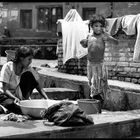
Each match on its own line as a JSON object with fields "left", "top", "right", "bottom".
{"left": 121, "top": 15, "right": 137, "bottom": 35}
{"left": 106, "top": 18, "right": 118, "bottom": 35}
{"left": 121, "top": 14, "right": 140, "bottom": 61}
{"left": 56, "top": 9, "right": 88, "bottom": 64}
{"left": 63, "top": 9, "right": 83, "bottom": 21}
{"left": 106, "top": 17, "right": 123, "bottom": 36}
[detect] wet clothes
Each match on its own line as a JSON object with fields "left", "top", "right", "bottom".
{"left": 87, "top": 61, "right": 109, "bottom": 103}
{"left": 41, "top": 101, "right": 94, "bottom": 126}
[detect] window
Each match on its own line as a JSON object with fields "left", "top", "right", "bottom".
{"left": 82, "top": 8, "right": 96, "bottom": 20}
{"left": 37, "top": 7, "right": 62, "bottom": 32}
{"left": 20, "top": 10, "right": 32, "bottom": 29}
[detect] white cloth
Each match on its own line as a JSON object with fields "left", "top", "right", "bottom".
{"left": 63, "top": 9, "right": 83, "bottom": 21}
{"left": 121, "top": 14, "right": 140, "bottom": 61}
{"left": 121, "top": 15, "right": 137, "bottom": 35}
{"left": 106, "top": 18, "right": 118, "bottom": 35}
{"left": 0, "top": 61, "right": 39, "bottom": 100}
{"left": 57, "top": 9, "right": 88, "bottom": 64}
{"left": 61, "top": 21, "right": 88, "bottom": 63}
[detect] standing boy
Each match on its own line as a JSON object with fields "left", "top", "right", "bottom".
{"left": 80, "top": 14, "right": 118, "bottom": 105}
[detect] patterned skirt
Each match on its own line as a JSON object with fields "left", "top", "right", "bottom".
{"left": 87, "top": 61, "right": 109, "bottom": 101}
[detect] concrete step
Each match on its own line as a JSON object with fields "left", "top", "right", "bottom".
{"left": 37, "top": 67, "right": 140, "bottom": 111}
{"left": 31, "top": 87, "right": 79, "bottom": 100}
{"left": 1, "top": 109, "right": 140, "bottom": 138}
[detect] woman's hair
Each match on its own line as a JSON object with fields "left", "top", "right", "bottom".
{"left": 88, "top": 14, "right": 107, "bottom": 32}
{"left": 13, "top": 46, "right": 34, "bottom": 63}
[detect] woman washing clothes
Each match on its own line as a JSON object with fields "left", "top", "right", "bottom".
{"left": 0, "top": 46, "right": 48, "bottom": 114}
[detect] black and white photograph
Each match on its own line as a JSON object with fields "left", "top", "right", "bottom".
{"left": 0, "top": 1, "right": 140, "bottom": 138}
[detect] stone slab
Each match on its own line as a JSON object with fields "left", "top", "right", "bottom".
{"left": 38, "top": 67, "right": 140, "bottom": 110}
{"left": 1, "top": 109, "right": 140, "bottom": 138}
{"left": 38, "top": 67, "right": 140, "bottom": 93}
{"left": 32, "top": 88, "right": 79, "bottom": 100}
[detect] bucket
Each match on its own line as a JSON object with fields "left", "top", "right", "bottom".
{"left": 5, "top": 50, "right": 16, "bottom": 62}
{"left": 77, "top": 99, "right": 101, "bottom": 115}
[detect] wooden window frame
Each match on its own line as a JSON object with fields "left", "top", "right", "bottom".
{"left": 36, "top": 6, "right": 63, "bottom": 33}
{"left": 20, "top": 9, "right": 32, "bottom": 29}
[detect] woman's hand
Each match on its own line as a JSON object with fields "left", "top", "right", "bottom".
{"left": 14, "top": 97, "right": 20, "bottom": 104}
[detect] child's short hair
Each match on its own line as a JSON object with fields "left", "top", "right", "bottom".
{"left": 89, "top": 14, "right": 107, "bottom": 28}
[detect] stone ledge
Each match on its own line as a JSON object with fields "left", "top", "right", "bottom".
{"left": 38, "top": 67, "right": 140, "bottom": 93}
{"left": 32, "top": 87, "right": 79, "bottom": 100}
{"left": 38, "top": 67, "right": 140, "bottom": 111}
{"left": 1, "top": 109, "right": 140, "bottom": 138}
{"left": 108, "top": 79, "right": 140, "bottom": 93}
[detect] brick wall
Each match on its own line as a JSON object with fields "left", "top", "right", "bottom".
{"left": 57, "top": 38, "right": 87, "bottom": 76}
{"left": 57, "top": 31, "right": 140, "bottom": 84}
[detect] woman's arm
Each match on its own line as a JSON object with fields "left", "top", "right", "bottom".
{"left": 2, "top": 82, "right": 20, "bottom": 103}
{"left": 24, "top": 67, "right": 48, "bottom": 99}
{"left": 36, "top": 84, "right": 48, "bottom": 99}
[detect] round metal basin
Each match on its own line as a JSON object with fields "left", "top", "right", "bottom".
{"left": 17, "top": 99, "right": 61, "bottom": 119}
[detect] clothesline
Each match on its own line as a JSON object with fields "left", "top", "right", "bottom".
{"left": 57, "top": 10, "right": 140, "bottom": 63}
{"left": 106, "top": 14, "right": 140, "bottom": 62}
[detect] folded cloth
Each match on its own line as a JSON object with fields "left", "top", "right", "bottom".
{"left": 41, "top": 101, "right": 94, "bottom": 126}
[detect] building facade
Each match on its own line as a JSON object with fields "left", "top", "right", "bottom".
{"left": 0, "top": 2, "right": 115, "bottom": 37}
{"left": 0, "top": 2, "right": 140, "bottom": 38}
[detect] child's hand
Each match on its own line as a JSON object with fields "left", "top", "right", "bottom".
{"left": 80, "top": 39, "right": 88, "bottom": 48}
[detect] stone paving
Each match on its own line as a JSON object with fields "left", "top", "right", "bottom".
{"left": 1, "top": 109, "right": 140, "bottom": 138}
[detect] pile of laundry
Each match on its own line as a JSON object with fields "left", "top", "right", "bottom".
{"left": 0, "top": 105, "right": 31, "bottom": 122}
{"left": 41, "top": 101, "right": 94, "bottom": 126}
{"left": 0, "top": 113, "right": 31, "bottom": 122}
{"left": 0, "top": 101, "right": 94, "bottom": 127}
